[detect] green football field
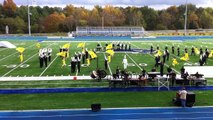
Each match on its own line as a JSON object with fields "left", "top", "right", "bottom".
{"left": 0, "top": 40, "right": 213, "bottom": 77}
{"left": 0, "top": 39, "right": 213, "bottom": 110}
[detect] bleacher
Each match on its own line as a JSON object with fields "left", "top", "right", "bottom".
{"left": 76, "top": 26, "right": 145, "bottom": 36}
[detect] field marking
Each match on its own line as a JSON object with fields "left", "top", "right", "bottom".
{"left": 0, "top": 43, "right": 35, "bottom": 62}
{"left": 39, "top": 56, "right": 58, "bottom": 77}
{"left": 131, "top": 43, "right": 180, "bottom": 74}
{"left": 125, "top": 52, "right": 142, "bottom": 70}
{"left": 2, "top": 54, "right": 37, "bottom": 77}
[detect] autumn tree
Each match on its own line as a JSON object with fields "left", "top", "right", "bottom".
{"left": 88, "top": 8, "right": 101, "bottom": 26}
{"left": 102, "top": 5, "right": 125, "bottom": 26}
{"left": 200, "top": 9, "right": 213, "bottom": 28}
{"left": 3, "top": 0, "right": 17, "bottom": 17}
{"left": 43, "top": 12, "right": 65, "bottom": 32}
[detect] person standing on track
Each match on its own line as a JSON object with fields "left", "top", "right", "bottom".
{"left": 179, "top": 87, "right": 187, "bottom": 107}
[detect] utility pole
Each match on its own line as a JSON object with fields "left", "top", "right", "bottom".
{"left": 102, "top": 16, "right": 104, "bottom": 29}
{"left": 184, "top": 0, "right": 188, "bottom": 36}
{"left": 28, "top": 0, "right": 31, "bottom": 36}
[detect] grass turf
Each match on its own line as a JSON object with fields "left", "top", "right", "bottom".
{"left": 0, "top": 40, "right": 212, "bottom": 77}
{"left": 0, "top": 91, "right": 212, "bottom": 110}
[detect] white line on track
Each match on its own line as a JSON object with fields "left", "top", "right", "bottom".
{"left": 39, "top": 56, "right": 58, "bottom": 77}
{"left": 125, "top": 52, "right": 142, "bottom": 70}
{"left": 131, "top": 43, "right": 180, "bottom": 74}
{"left": 0, "top": 43, "right": 35, "bottom": 62}
{"left": 2, "top": 54, "right": 37, "bottom": 77}
{"left": 0, "top": 112, "right": 213, "bottom": 119}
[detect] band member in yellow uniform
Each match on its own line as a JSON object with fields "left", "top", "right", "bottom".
{"left": 20, "top": 53, "right": 23, "bottom": 63}
{"left": 62, "top": 57, "right": 66, "bottom": 67}
{"left": 107, "top": 55, "right": 111, "bottom": 63}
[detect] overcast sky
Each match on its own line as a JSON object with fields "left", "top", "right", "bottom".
{"left": 1, "top": 0, "right": 213, "bottom": 10}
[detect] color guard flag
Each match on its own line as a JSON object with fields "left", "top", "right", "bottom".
{"left": 180, "top": 53, "right": 189, "bottom": 61}
{"left": 36, "top": 43, "right": 41, "bottom": 49}
{"left": 88, "top": 50, "right": 97, "bottom": 59}
{"left": 106, "top": 49, "right": 114, "bottom": 56}
{"left": 172, "top": 58, "right": 178, "bottom": 66}
{"left": 209, "top": 50, "right": 213, "bottom": 58}
{"left": 195, "top": 47, "right": 200, "bottom": 55}
{"left": 16, "top": 47, "right": 25, "bottom": 53}
{"left": 62, "top": 43, "right": 70, "bottom": 49}
{"left": 154, "top": 50, "right": 162, "bottom": 57}
{"left": 77, "top": 42, "right": 85, "bottom": 48}
{"left": 57, "top": 52, "right": 66, "bottom": 57}
{"left": 106, "top": 44, "right": 113, "bottom": 50}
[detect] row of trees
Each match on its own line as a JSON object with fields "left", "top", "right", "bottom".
{"left": 0, "top": 0, "right": 213, "bottom": 34}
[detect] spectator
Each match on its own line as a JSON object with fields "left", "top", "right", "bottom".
{"left": 179, "top": 87, "right": 187, "bottom": 107}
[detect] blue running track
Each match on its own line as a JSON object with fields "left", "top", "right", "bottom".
{"left": 0, "top": 107, "right": 213, "bottom": 120}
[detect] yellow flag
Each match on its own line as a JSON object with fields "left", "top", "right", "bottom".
{"left": 77, "top": 42, "right": 85, "bottom": 48}
{"left": 36, "top": 43, "right": 41, "bottom": 49}
{"left": 106, "top": 44, "right": 113, "bottom": 50}
{"left": 172, "top": 58, "right": 178, "bottom": 66}
{"left": 88, "top": 50, "right": 97, "bottom": 59}
{"left": 180, "top": 53, "right": 189, "bottom": 61}
{"left": 106, "top": 50, "right": 114, "bottom": 56}
{"left": 16, "top": 47, "right": 25, "bottom": 53}
{"left": 62, "top": 43, "right": 70, "bottom": 49}
{"left": 57, "top": 52, "right": 66, "bottom": 57}
{"left": 209, "top": 50, "right": 213, "bottom": 58}
{"left": 195, "top": 48, "right": 200, "bottom": 55}
{"left": 154, "top": 50, "right": 162, "bottom": 57}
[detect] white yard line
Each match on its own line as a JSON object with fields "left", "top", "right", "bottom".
{"left": 39, "top": 56, "right": 58, "bottom": 77}
{"left": 2, "top": 54, "right": 37, "bottom": 77}
{"left": 0, "top": 44, "right": 35, "bottom": 62}
{"left": 131, "top": 43, "right": 180, "bottom": 74}
{"left": 125, "top": 52, "right": 142, "bottom": 70}
{"left": 76, "top": 69, "right": 79, "bottom": 76}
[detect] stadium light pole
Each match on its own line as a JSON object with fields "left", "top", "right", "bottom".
{"left": 28, "top": 0, "right": 31, "bottom": 36}
{"left": 184, "top": 0, "right": 188, "bottom": 36}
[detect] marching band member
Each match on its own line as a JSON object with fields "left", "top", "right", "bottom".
{"left": 47, "top": 48, "right": 52, "bottom": 62}
{"left": 39, "top": 48, "right": 44, "bottom": 68}
{"left": 122, "top": 55, "right": 128, "bottom": 70}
